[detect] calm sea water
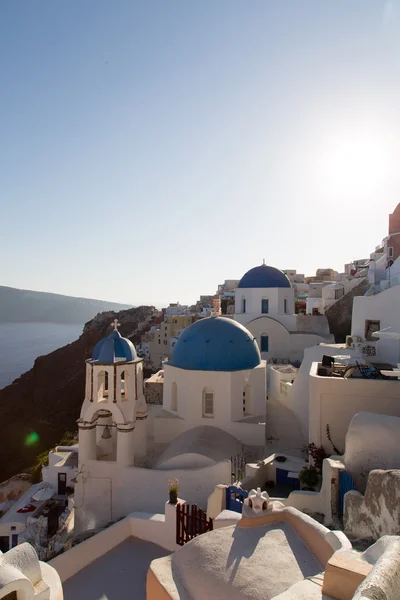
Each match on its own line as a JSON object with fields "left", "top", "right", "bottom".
{"left": 0, "top": 322, "right": 83, "bottom": 390}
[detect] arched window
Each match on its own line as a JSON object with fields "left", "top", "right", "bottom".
{"left": 97, "top": 370, "right": 109, "bottom": 401}
{"left": 202, "top": 388, "right": 214, "bottom": 418}
{"left": 284, "top": 298, "right": 288, "bottom": 313}
{"left": 171, "top": 382, "right": 178, "bottom": 411}
{"left": 260, "top": 334, "right": 269, "bottom": 353}
{"left": 120, "top": 370, "right": 127, "bottom": 399}
{"left": 242, "top": 296, "right": 246, "bottom": 313}
{"left": 261, "top": 298, "right": 269, "bottom": 314}
{"left": 243, "top": 385, "right": 252, "bottom": 415}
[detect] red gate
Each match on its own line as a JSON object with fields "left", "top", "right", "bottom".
{"left": 176, "top": 503, "right": 213, "bottom": 546}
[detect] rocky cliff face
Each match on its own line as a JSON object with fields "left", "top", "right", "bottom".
{"left": 325, "top": 278, "right": 370, "bottom": 342}
{"left": 0, "top": 306, "right": 154, "bottom": 482}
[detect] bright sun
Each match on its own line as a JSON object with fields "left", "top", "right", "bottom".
{"left": 316, "top": 132, "right": 392, "bottom": 199}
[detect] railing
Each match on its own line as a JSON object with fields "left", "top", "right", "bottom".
{"left": 176, "top": 504, "right": 213, "bottom": 546}
{"left": 231, "top": 454, "right": 246, "bottom": 483}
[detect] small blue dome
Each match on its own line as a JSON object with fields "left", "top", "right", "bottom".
{"left": 92, "top": 330, "right": 137, "bottom": 364}
{"left": 169, "top": 316, "right": 261, "bottom": 371}
{"left": 238, "top": 264, "right": 291, "bottom": 289}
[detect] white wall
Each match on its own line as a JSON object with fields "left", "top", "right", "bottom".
{"left": 306, "top": 297, "right": 323, "bottom": 314}
{"left": 160, "top": 363, "right": 266, "bottom": 446}
{"left": 282, "top": 458, "right": 345, "bottom": 527}
{"left": 352, "top": 285, "right": 400, "bottom": 364}
{"left": 387, "top": 254, "right": 400, "bottom": 286}
{"left": 309, "top": 362, "right": 400, "bottom": 452}
{"left": 234, "top": 287, "right": 295, "bottom": 322}
{"left": 282, "top": 344, "right": 357, "bottom": 439}
{"left": 250, "top": 317, "right": 331, "bottom": 363}
{"left": 41, "top": 464, "right": 77, "bottom": 491}
{"left": 74, "top": 459, "right": 231, "bottom": 533}
{"left": 267, "top": 365, "right": 297, "bottom": 411}
{"left": 51, "top": 503, "right": 181, "bottom": 582}
{"left": 343, "top": 412, "right": 400, "bottom": 492}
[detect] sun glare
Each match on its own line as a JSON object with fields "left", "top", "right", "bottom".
{"left": 316, "top": 132, "right": 392, "bottom": 199}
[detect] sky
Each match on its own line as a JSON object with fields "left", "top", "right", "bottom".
{"left": 1, "top": 1, "right": 400, "bottom": 307}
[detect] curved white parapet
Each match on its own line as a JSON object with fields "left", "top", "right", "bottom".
{"left": 0, "top": 542, "right": 63, "bottom": 600}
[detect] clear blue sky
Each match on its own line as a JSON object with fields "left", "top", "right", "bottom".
{"left": 1, "top": 1, "right": 399, "bottom": 306}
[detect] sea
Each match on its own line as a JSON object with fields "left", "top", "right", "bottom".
{"left": 0, "top": 322, "right": 84, "bottom": 390}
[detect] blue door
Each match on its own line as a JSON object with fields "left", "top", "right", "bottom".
{"left": 276, "top": 468, "right": 300, "bottom": 490}
{"left": 226, "top": 486, "right": 248, "bottom": 513}
{"left": 11, "top": 534, "right": 18, "bottom": 548}
{"left": 339, "top": 471, "right": 356, "bottom": 516}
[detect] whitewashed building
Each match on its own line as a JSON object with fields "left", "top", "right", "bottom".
{"left": 234, "top": 262, "right": 334, "bottom": 362}
{"left": 158, "top": 315, "right": 267, "bottom": 446}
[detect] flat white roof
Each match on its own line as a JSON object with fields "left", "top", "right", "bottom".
{"left": 62, "top": 538, "right": 170, "bottom": 600}
{"left": 0, "top": 482, "right": 54, "bottom": 526}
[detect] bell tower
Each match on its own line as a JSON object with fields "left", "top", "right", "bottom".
{"left": 78, "top": 320, "right": 148, "bottom": 467}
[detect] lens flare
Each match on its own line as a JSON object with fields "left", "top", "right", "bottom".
{"left": 24, "top": 432, "right": 40, "bottom": 446}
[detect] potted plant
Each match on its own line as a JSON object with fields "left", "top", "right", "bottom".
{"left": 298, "top": 466, "right": 319, "bottom": 491}
{"left": 168, "top": 478, "right": 179, "bottom": 504}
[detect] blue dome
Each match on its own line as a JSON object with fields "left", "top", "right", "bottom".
{"left": 92, "top": 330, "right": 137, "bottom": 364}
{"left": 238, "top": 264, "right": 291, "bottom": 289}
{"left": 169, "top": 316, "right": 261, "bottom": 371}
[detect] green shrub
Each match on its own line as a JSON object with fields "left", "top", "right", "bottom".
{"left": 299, "top": 466, "right": 319, "bottom": 489}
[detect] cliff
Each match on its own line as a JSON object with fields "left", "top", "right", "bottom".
{"left": 325, "top": 277, "right": 370, "bottom": 342}
{"left": 0, "top": 306, "right": 155, "bottom": 482}
{"left": 0, "top": 285, "right": 132, "bottom": 324}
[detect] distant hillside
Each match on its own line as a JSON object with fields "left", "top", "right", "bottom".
{"left": 0, "top": 286, "right": 132, "bottom": 324}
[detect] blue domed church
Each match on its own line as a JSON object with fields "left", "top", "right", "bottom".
{"left": 234, "top": 262, "right": 334, "bottom": 362}
{"left": 156, "top": 316, "right": 267, "bottom": 447}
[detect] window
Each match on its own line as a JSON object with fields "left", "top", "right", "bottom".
{"left": 158, "top": 339, "right": 160, "bottom": 344}
{"left": 120, "top": 370, "right": 126, "bottom": 398}
{"left": 388, "top": 246, "right": 394, "bottom": 258}
{"left": 260, "top": 334, "right": 269, "bottom": 353}
{"left": 203, "top": 389, "right": 214, "bottom": 417}
{"left": 97, "top": 370, "right": 109, "bottom": 401}
{"left": 171, "top": 382, "right": 178, "bottom": 411}
{"left": 242, "top": 297, "right": 246, "bottom": 313}
{"left": 365, "top": 320, "right": 380, "bottom": 342}
{"left": 261, "top": 298, "right": 269, "bottom": 314}
{"left": 284, "top": 298, "right": 287, "bottom": 313}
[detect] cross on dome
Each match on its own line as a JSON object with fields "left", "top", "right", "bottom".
{"left": 262, "top": 258, "right": 266, "bottom": 265}
{"left": 111, "top": 319, "right": 121, "bottom": 331}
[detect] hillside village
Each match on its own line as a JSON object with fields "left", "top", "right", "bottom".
{"left": 1, "top": 204, "right": 400, "bottom": 599}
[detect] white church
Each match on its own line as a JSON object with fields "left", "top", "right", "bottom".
{"left": 71, "top": 261, "right": 334, "bottom": 531}
{"left": 234, "top": 261, "right": 334, "bottom": 361}
{"left": 73, "top": 316, "right": 267, "bottom": 531}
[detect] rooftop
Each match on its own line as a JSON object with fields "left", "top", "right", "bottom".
{"left": 169, "top": 316, "right": 261, "bottom": 372}
{"left": 63, "top": 538, "right": 170, "bottom": 600}
{"left": 238, "top": 263, "right": 291, "bottom": 289}
{"left": 0, "top": 482, "right": 54, "bottom": 526}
